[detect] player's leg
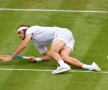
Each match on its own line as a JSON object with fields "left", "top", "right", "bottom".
{"left": 48, "top": 40, "right": 65, "bottom": 61}
{"left": 60, "top": 48, "right": 84, "bottom": 67}
{"left": 48, "top": 40, "right": 71, "bottom": 74}
{"left": 60, "top": 47, "right": 101, "bottom": 71}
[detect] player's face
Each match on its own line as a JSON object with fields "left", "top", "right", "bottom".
{"left": 18, "top": 30, "right": 25, "bottom": 40}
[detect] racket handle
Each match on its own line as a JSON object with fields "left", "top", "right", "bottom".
{"left": 23, "top": 56, "right": 38, "bottom": 61}
{"left": 22, "top": 56, "right": 37, "bottom": 60}
{"left": 15, "top": 56, "right": 38, "bottom": 61}
{"left": 22, "top": 56, "right": 30, "bottom": 59}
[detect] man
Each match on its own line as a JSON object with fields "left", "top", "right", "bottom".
{"left": 1, "top": 25, "right": 101, "bottom": 74}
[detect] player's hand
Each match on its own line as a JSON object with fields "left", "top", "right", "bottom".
{"left": 1, "top": 56, "right": 13, "bottom": 62}
{"left": 28, "top": 56, "right": 36, "bottom": 62}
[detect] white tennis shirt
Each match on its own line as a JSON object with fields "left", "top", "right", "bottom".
{"left": 26, "top": 26, "right": 75, "bottom": 54}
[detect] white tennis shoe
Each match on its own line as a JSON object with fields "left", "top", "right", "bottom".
{"left": 91, "top": 62, "right": 101, "bottom": 71}
{"left": 52, "top": 64, "right": 71, "bottom": 74}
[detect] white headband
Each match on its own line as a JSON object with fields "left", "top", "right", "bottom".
{"left": 17, "top": 26, "right": 28, "bottom": 32}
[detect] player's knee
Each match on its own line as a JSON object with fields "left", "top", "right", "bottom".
{"left": 47, "top": 50, "right": 56, "bottom": 57}
{"left": 60, "top": 52, "right": 68, "bottom": 60}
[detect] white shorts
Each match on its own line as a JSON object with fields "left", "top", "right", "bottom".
{"left": 53, "top": 28, "right": 75, "bottom": 50}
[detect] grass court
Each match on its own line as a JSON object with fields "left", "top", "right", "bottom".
{"left": 0, "top": 0, "right": 108, "bottom": 90}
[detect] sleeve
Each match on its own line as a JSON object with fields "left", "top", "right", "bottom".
{"left": 26, "top": 26, "right": 40, "bottom": 35}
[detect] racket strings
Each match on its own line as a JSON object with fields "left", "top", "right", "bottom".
{"left": 0, "top": 53, "right": 10, "bottom": 58}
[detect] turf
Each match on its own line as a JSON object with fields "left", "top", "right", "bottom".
{"left": 0, "top": 0, "right": 108, "bottom": 90}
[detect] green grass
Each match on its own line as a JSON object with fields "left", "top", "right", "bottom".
{"left": 0, "top": 0, "right": 108, "bottom": 90}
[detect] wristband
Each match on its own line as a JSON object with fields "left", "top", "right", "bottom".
{"left": 34, "top": 57, "right": 42, "bottom": 62}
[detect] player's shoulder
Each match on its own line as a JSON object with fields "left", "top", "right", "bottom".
{"left": 26, "top": 25, "right": 40, "bottom": 35}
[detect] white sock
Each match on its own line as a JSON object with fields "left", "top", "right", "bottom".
{"left": 35, "top": 58, "right": 42, "bottom": 62}
{"left": 58, "top": 60, "right": 66, "bottom": 67}
{"left": 82, "top": 64, "right": 92, "bottom": 70}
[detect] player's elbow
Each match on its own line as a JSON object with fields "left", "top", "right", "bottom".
{"left": 21, "top": 45, "right": 27, "bottom": 49}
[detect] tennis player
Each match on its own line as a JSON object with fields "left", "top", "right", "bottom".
{"left": 2, "top": 25, "right": 101, "bottom": 74}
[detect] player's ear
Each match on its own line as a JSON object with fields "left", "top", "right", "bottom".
{"left": 23, "top": 29, "right": 27, "bottom": 34}
{"left": 23, "top": 30, "right": 27, "bottom": 40}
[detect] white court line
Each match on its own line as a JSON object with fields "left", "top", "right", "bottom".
{"left": 0, "top": 8, "right": 107, "bottom": 13}
{"left": 0, "top": 68, "right": 108, "bottom": 74}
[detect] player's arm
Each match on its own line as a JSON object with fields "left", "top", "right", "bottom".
{"left": 12, "top": 34, "right": 32, "bottom": 58}
{"left": 29, "top": 51, "right": 51, "bottom": 62}
{"left": 41, "top": 51, "right": 51, "bottom": 60}
{"left": 2, "top": 34, "right": 32, "bottom": 62}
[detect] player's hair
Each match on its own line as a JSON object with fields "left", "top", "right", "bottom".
{"left": 17, "top": 24, "right": 30, "bottom": 29}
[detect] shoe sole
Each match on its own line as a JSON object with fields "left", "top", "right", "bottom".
{"left": 52, "top": 68, "right": 71, "bottom": 74}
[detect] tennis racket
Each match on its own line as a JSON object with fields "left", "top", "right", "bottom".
{"left": 0, "top": 52, "right": 33, "bottom": 60}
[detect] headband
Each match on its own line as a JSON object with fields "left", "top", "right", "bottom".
{"left": 17, "top": 26, "right": 28, "bottom": 32}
